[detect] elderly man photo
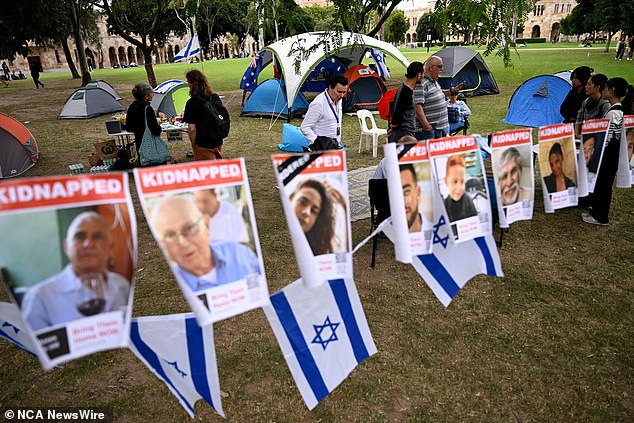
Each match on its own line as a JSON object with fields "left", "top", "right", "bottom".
{"left": 415, "top": 55, "right": 465, "bottom": 140}
{"left": 497, "top": 147, "right": 531, "bottom": 206}
{"left": 21, "top": 212, "right": 131, "bottom": 331}
{"left": 151, "top": 195, "right": 260, "bottom": 292}
{"left": 301, "top": 74, "right": 349, "bottom": 148}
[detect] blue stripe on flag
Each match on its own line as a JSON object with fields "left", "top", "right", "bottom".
{"left": 0, "top": 328, "right": 34, "bottom": 356}
{"left": 328, "top": 279, "right": 369, "bottom": 364}
{"left": 185, "top": 318, "right": 215, "bottom": 411}
{"left": 130, "top": 321, "right": 195, "bottom": 415}
{"left": 474, "top": 237, "right": 496, "bottom": 275}
{"left": 270, "top": 292, "right": 329, "bottom": 402}
{"left": 417, "top": 254, "right": 460, "bottom": 298}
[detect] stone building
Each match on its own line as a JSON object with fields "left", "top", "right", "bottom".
{"left": 3, "top": 15, "right": 260, "bottom": 73}
{"left": 521, "top": 0, "right": 577, "bottom": 41}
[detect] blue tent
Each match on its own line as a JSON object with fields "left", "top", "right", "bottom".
{"left": 503, "top": 75, "right": 572, "bottom": 128}
{"left": 241, "top": 79, "right": 309, "bottom": 119}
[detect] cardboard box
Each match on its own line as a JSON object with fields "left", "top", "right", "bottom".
{"left": 88, "top": 153, "right": 102, "bottom": 167}
{"left": 94, "top": 139, "right": 118, "bottom": 160}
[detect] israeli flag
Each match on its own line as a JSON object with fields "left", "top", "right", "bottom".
{"left": 173, "top": 34, "right": 201, "bottom": 63}
{"left": 265, "top": 278, "right": 377, "bottom": 410}
{"left": 0, "top": 302, "right": 36, "bottom": 356}
{"left": 407, "top": 164, "right": 503, "bottom": 306}
{"left": 129, "top": 313, "right": 224, "bottom": 418}
{"left": 370, "top": 48, "right": 390, "bottom": 78}
{"left": 240, "top": 50, "right": 264, "bottom": 92}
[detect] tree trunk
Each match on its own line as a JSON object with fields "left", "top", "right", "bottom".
{"left": 604, "top": 32, "right": 614, "bottom": 53}
{"left": 69, "top": 2, "right": 91, "bottom": 86}
{"left": 62, "top": 38, "right": 80, "bottom": 79}
{"left": 143, "top": 48, "right": 157, "bottom": 87}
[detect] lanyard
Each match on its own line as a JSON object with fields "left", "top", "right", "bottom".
{"left": 325, "top": 91, "right": 341, "bottom": 136}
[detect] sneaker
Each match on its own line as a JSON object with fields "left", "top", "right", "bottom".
{"left": 582, "top": 213, "right": 608, "bottom": 226}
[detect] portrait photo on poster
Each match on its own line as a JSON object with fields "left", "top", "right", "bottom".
{"left": 0, "top": 203, "right": 135, "bottom": 362}
{"left": 539, "top": 139, "right": 577, "bottom": 194}
{"left": 627, "top": 127, "right": 634, "bottom": 167}
{"left": 398, "top": 161, "right": 434, "bottom": 253}
{"left": 434, "top": 151, "right": 489, "bottom": 228}
{"left": 492, "top": 144, "right": 534, "bottom": 207}
{"left": 284, "top": 173, "right": 350, "bottom": 256}
{"left": 582, "top": 131, "right": 606, "bottom": 174}
{"left": 145, "top": 188, "right": 261, "bottom": 294}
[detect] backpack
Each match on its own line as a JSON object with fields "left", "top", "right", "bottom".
{"left": 303, "top": 136, "right": 341, "bottom": 152}
{"left": 377, "top": 88, "right": 397, "bottom": 121}
{"left": 196, "top": 94, "right": 230, "bottom": 147}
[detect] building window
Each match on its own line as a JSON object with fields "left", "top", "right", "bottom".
{"left": 413, "top": 17, "right": 417, "bottom": 27}
{"left": 54, "top": 49, "right": 62, "bottom": 64}
{"left": 554, "top": 4, "right": 559, "bottom": 13}
{"left": 567, "top": 4, "right": 571, "bottom": 12}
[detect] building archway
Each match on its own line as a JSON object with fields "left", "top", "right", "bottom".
{"left": 108, "top": 47, "right": 118, "bottom": 67}
{"left": 406, "top": 33, "right": 411, "bottom": 44}
{"left": 167, "top": 45, "right": 174, "bottom": 62}
{"left": 532, "top": 25, "right": 540, "bottom": 38}
{"left": 127, "top": 46, "right": 136, "bottom": 65}
{"left": 224, "top": 44, "right": 229, "bottom": 59}
{"left": 551, "top": 23, "right": 560, "bottom": 42}
{"left": 175, "top": 45, "right": 180, "bottom": 55}
{"left": 118, "top": 46, "right": 126, "bottom": 65}
{"left": 136, "top": 47, "right": 145, "bottom": 65}
{"left": 412, "top": 33, "right": 417, "bottom": 43}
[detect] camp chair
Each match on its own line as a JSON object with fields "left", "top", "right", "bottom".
{"left": 368, "top": 178, "right": 390, "bottom": 268}
{"left": 357, "top": 110, "right": 387, "bottom": 158}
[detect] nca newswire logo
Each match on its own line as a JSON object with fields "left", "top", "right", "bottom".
{"left": 3, "top": 407, "right": 111, "bottom": 422}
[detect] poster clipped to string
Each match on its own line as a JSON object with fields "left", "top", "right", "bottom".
{"left": 538, "top": 123, "right": 578, "bottom": 212}
{"left": 581, "top": 118, "right": 610, "bottom": 193}
{"left": 272, "top": 150, "right": 352, "bottom": 288}
{"left": 617, "top": 115, "right": 634, "bottom": 188}
{"left": 134, "top": 160, "right": 269, "bottom": 326}
{"left": 490, "top": 128, "right": 534, "bottom": 228}
{"left": 427, "top": 135, "right": 492, "bottom": 243}
{"left": 0, "top": 173, "right": 136, "bottom": 370}
{"left": 383, "top": 141, "right": 434, "bottom": 257}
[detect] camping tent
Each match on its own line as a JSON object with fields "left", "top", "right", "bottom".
{"left": 342, "top": 64, "right": 387, "bottom": 112}
{"left": 151, "top": 79, "right": 190, "bottom": 118}
{"left": 85, "top": 80, "right": 122, "bottom": 100}
{"left": 503, "top": 75, "right": 572, "bottom": 127}
{"left": 434, "top": 47, "right": 499, "bottom": 97}
{"left": 553, "top": 70, "right": 572, "bottom": 83}
{"left": 241, "top": 32, "right": 409, "bottom": 119}
{"left": 241, "top": 79, "right": 309, "bottom": 119}
{"left": 0, "top": 113, "right": 38, "bottom": 178}
{"left": 59, "top": 84, "right": 125, "bottom": 119}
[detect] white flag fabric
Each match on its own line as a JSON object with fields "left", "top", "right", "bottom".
{"left": 264, "top": 278, "right": 377, "bottom": 410}
{"left": 129, "top": 313, "right": 224, "bottom": 418}
{"left": 616, "top": 115, "right": 634, "bottom": 188}
{"left": 0, "top": 302, "right": 36, "bottom": 356}
{"left": 173, "top": 34, "right": 201, "bottom": 62}
{"left": 370, "top": 48, "right": 390, "bottom": 78}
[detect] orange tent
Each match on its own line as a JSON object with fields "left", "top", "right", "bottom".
{"left": 0, "top": 113, "right": 38, "bottom": 178}
{"left": 342, "top": 65, "right": 387, "bottom": 112}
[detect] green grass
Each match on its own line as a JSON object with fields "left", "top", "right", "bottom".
{"left": 1, "top": 47, "right": 634, "bottom": 422}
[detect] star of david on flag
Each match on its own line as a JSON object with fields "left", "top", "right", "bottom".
{"left": 370, "top": 48, "right": 390, "bottom": 78}
{"left": 240, "top": 50, "right": 264, "bottom": 92}
{"left": 129, "top": 313, "right": 224, "bottom": 418}
{"left": 0, "top": 302, "right": 36, "bottom": 356}
{"left": 265, "top": 278, "right": 377, "bottom": 410}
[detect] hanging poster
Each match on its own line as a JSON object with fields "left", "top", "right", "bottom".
{"left": 383, "top": 141, "right": 434, "bottom": 256}
{"left": 0, "top": 173, "right": 136, "bottom": 370}
{"left": 272, "top": 150, "right": 352, "bottom": 288}
{"left": 617, "top": 115, "right": 634, "bottom": 187}
{"left": 581, "top": 118, "right": 610, "bottom": 193}
{"left": 134, "top": 160, "right": 269, "bottom": 326}
{"left": 428, "top": 136, "right": 491, "bottom": 243}
{"left": 538, "top": 123, "right": 578, "bottom": 212}
{"left": 490, "top": 128, "right": 534, "bottom": 227}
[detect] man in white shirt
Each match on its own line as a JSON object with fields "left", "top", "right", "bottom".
{"left": 194, "top": 189, "right": 249, "bottom": 244}
{"left": 300, "top": 74, "right": 349, "bottom": 147}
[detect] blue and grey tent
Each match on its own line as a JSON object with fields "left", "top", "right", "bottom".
{"left": 434, "top": 47, "right": 499, "bottom": 97}
{"left": 503, "top": 75, "right": 572, "bottom": 127}
{"left": 240, "top": 79, "right": 309, "bottom": 119}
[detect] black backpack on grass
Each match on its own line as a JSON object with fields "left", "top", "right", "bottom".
{"left": 196, "top": 94, "right": 230, "bottom": 147}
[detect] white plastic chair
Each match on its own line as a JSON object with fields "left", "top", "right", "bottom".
{"left": 356, "top": 109, "right": 387, "bottom": 158}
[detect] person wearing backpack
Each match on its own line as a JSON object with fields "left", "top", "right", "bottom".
{"left": 183, "top": 70, "right": 230, "bottom": 160}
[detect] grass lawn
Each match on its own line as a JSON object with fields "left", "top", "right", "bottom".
{"left": 1, "top": 46, "right": 633, "bottom": 422}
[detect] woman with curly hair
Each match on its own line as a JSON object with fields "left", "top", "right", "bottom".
{"left": 290, "top": 179, "right": 338, "bottom": 256}
{"left": 183, "top": 69, "right": 225, "bottom": 160}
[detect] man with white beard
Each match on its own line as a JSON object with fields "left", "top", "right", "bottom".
{"left": 498, "top": 147, "right": 530, "bottom": 206}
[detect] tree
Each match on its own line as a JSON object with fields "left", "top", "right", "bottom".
{"left": 594, "top": 0, "right": 622, "bottom": 52}
{"left": 330, "top": 0, "right": 404, "bottom": 37}
{"left": 197, "top": 0, "right": 250, "bottom": 57}
{"left": 246, "top": 0, "right": 314, "bottom": 45}
{"left": 384, "top": 11, "right": 408, "bottom": 45}
{"left": 303, "top": 5, "right": 343, "bottom": 32}
{"left": 67, "top": 0, "right": 95, "bottom": 85}
{"left": 99, "top": 0, "right": 184, "bottom": 87}
{"left": 415, "top": 12, "right": 442, "bottom": 44}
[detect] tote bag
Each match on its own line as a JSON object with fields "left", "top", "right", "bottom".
{"left": 139, "top": 106, "right": 172, "bottom": 166}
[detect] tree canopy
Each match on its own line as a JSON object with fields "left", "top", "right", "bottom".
{"left": 415, "top": 12, "right": 443, "bottom": 43}
{"left": 384, "top": 11, "right": 409, "bottom": 44}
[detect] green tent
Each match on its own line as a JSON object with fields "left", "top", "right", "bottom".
{"left": 150, "top": 79, "right": 189, "bottom": 118}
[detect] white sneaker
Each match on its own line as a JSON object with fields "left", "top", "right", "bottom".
{"left": 582, "top": 213, "right": 608, "bottom": 226}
